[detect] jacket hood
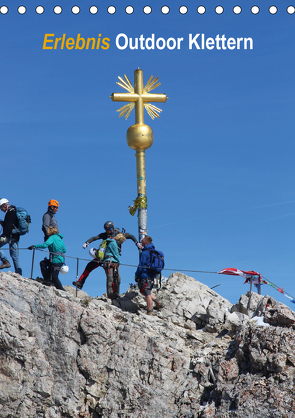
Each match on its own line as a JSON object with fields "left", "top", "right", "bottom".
{"left": 144, "top": 243, "right": 155, "bottom": 251}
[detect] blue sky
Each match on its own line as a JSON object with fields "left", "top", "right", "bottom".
{"left": 1, "top": 1, "right": 295, "bottom": 309}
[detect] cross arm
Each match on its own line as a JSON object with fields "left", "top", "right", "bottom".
{"left": 110, "top": 93, "right": 139, "bottom": 102}
{"left": 141, "top": 94, "right": 168, "bottom": 103}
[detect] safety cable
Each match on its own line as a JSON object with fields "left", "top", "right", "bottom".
{"left": 9, "top": 248, "right": 219, "bottom": 273}
{"left": 3, "top": 247, "right": 295, "bottom": 302}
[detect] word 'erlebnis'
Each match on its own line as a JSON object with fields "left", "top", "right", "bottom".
{"left": 43, "top": 34, "right": 110, "bottom": 50}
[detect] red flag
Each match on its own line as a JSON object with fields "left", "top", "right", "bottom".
{"left": 218, "top": 268, "right": 261, "bottom": 284}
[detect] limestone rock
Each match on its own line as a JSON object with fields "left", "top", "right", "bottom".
{"left": 231, "top": 291, "right": 264, "bottom": 316}
{"left": 0, "top": 271, "right": 294, "bottom": 418}
{"left": 255, "top": 295, "right": 295, "bottom": 328}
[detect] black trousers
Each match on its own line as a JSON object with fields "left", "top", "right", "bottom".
{"left": 40, "top": 258, "right": 64, "bottom": 290}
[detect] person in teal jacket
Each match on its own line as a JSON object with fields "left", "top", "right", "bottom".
{"left": 103, "top": 233, "right": 126, "bottom": 299}
{"left": 104, "top": 237, "right": 120, "bottom": 263}
{"left": 28, "top": 226, "right": 66, "bottom": 290}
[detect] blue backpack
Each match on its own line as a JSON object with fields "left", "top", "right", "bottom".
{"left": 12, "top": 207, "right": 31, "bottom": 235}
{"left": 146, "top": 248, "right": 165, "bottom": 273}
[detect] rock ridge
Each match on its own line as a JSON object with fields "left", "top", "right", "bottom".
{"left": 0, "top": 271, "right": 294, "bottom": 417}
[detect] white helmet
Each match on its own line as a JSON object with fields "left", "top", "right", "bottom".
{"left": 89, "top": 248, "right": 97, "bottom": 258}
{"left": 0, "top": 198, "right": 9, "bottom": 206}
{"left": 60, "top": 265, "right": 69, "bottom": 274}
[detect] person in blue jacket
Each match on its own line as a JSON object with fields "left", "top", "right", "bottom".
{"left": 135, "top": 236, "right": 163, "bottom": 315}
{"left": 28, "top": 226, "right": 66, "bottom": 291}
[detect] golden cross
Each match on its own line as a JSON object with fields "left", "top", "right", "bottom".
{"left": 110, "top": 68, "right": 168, "bottom": 123}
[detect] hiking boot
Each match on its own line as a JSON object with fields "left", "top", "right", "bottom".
{"left": 0, "top": 260, "right": 11, "bottom": 269}
{"left": 43, "top": 280, "right": 54, "bottom": 287}
{"left": 72, "top": 280, "right": 83, "bottom": 289}
{"left": 155, "top": 300, "right": 164, "bottom": 309}
{"left": 147, "top": 310, "right": 153, "bottom": 316}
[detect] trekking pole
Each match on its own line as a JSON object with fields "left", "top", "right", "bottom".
{"left": 30, "top": 247, "right": 35, "bottom": 280}
{"left": 76, "top": 258, "right": 79, "bottom": 297}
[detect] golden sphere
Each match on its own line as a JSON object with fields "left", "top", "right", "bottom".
{"left": 126, "top": 124, "right": 153, "bottom": 150}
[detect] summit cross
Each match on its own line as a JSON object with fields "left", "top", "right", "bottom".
{"left": 110, "top": 68, "right": 168, "bottom": 243}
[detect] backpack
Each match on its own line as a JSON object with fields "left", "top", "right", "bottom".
{"left": 12, "top": 207, "right": 31, "bottom": 235}
{"left": 96, "top": 239, "right": 108, "bottom": 261}
{"left": 145, "top": 248, "right": 165, "bottom": 273}
{"left": 113, "top": 227, "right": 122, "bottom": 236}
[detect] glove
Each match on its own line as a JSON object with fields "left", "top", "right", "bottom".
{"left": 0, "top": 236, "right": 6, "bottom": 243}
{"left": 27, "top": 245, "right": 34, "bottom": 250}
{"left": 82, "top": 242, "right": 89, "bottom": 249}
{"left": 136, "top": 242, "right": 143, "bottom": 249}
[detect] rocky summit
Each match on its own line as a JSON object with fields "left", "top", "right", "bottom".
{"left": 0, "top": 271, "right": 294, "bottom": 418}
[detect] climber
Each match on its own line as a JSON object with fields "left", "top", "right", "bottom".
{"left": 103, "top": 232, "right": 126, "bottom": 299}
{"left": 135, "top": 235, "right": 164, "bottom": 315}
{"left": 0, "top": 198, "right": 23, "bottom": 275}
{"left": 41, "top": 199, "right": 60, "bottom": 284}
{"left": 42, "top": 199, "right": 59, "bottom": 241}
{"left": 28, "top": 226, "right": 66, "bottom": 291}
{"left": 72, "top": 221, "right": 139, "bottom": 292}
{"left": 75, "top": 232, "right": 126, "bottom": 299}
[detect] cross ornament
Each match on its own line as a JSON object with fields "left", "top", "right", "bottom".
{"left": 110, "top": 68, "right": 168, "bottom": 123}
